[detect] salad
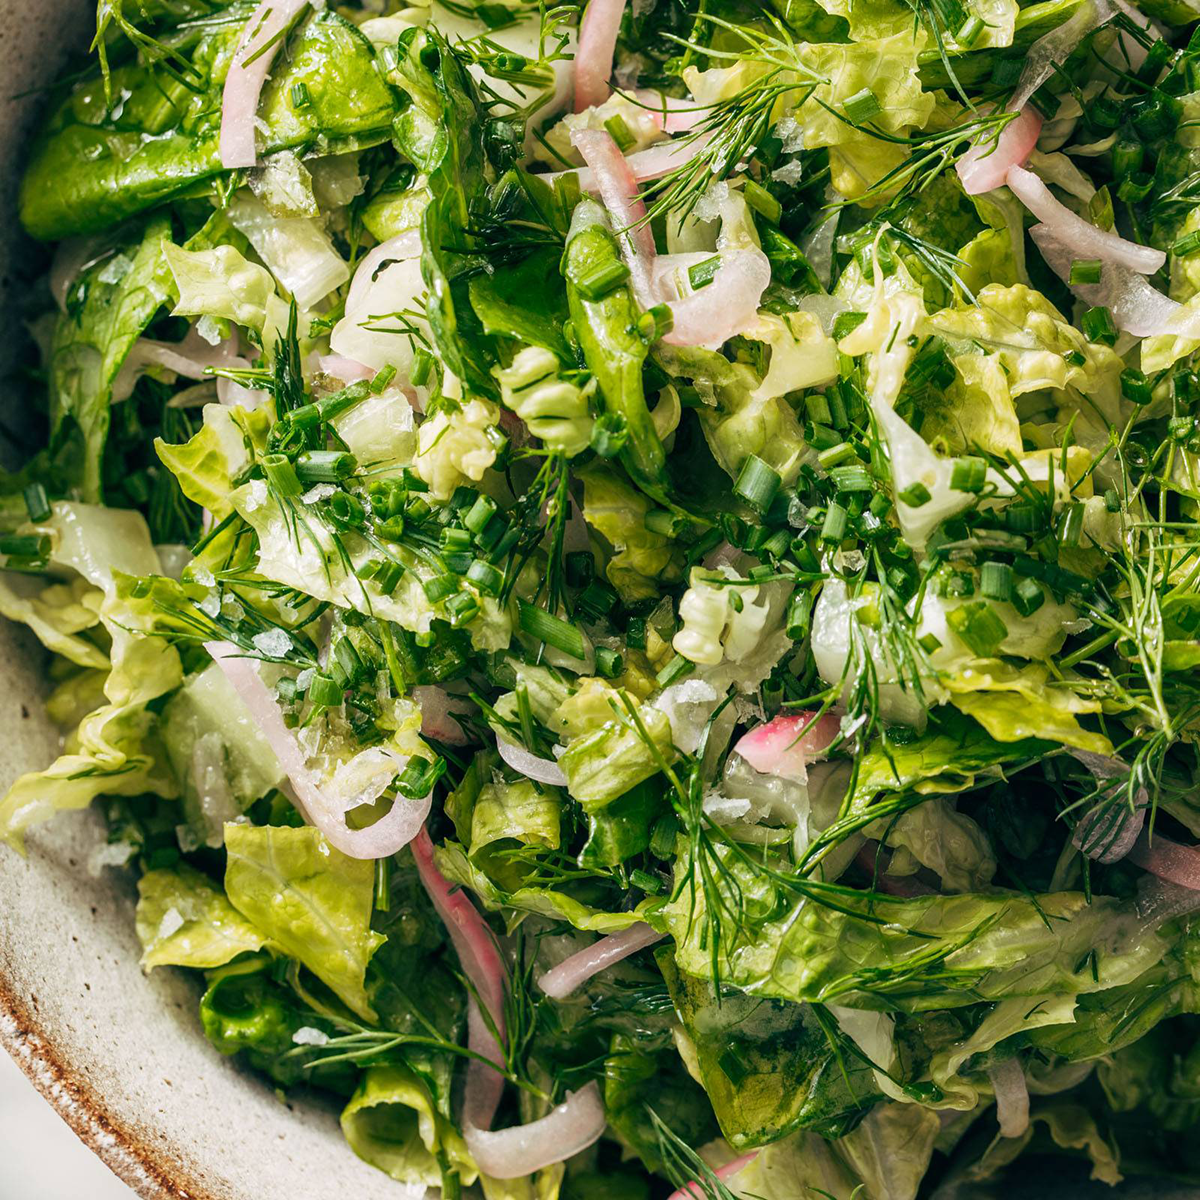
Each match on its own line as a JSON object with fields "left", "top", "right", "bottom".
{"left": 5, "top": 0, "right": 1200, "bottom": 1194}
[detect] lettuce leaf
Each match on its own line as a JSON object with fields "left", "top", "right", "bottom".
{"left": 559, "top": 702, "right": 676, "bottom": 811}
{"left": 136, "top": 864, "right": 266, "bottom": 970}
{"left": 223, "top": 823, "right": 386, "bottom": 1021}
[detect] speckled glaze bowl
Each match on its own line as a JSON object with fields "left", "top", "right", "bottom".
{"left": 0, "top": 3, "right": 414, "bottom": 1195}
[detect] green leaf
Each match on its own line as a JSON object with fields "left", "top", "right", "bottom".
{"left": 341, "top": 1065, "right": 477, "bottom": 1189}
{"left": 223, "top": 823, "right": 386, "bottom": 1021}
{"left": 468, "top": 777, "right": 562, "bottom": 891}
{"left": 468, "top": 245, "right": 571, "bottom": 361}
{"left": 136, "top": 864, "right": 266, "bottom": 970}
{"left": 578, "top": 778, "right": 666, "bottom": 870}
{"left": 559, "top": 702, "right": 676, "bottom": 812}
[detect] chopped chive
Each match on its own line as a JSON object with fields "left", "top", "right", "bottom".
{"left": 761, "top": 528, "right": 791, "bottom": 558}
{"left": 917, "top": 632, "right": 943, "bottom": 654}
{"left": 1012, "top": 577, "right": 1045, "bottom": 617}
{"left": 0, "top": 533, "right": 50, "bottom": 559}
{"left": 818, "top": 441, "right": 857, "bottom": 469}
{"left": 980, "top": 561, "right": 1013, "bottom": 602}
{"left": 829, "top": 464, "right": 873, "bottom": 493}
{"left": 820, "top": 501, "right": 849, "bottom": 543}
{"left": 743, "top": 180, "right": 782, "bottom": 225}
{"left": 590, "top": 411, "right": 628, "bottom": 457}
{"left": 842, "top": 87, "right": 881, "bottom": 123}
{"left": 656, "top": 653, "right": 695, "bottom": 688}
{"left": 650, "top": 814, "right": 680, "bottom": 859}
{"left": 832, "top": 310, "right": 867, "bottom": 341}
{"left": 688, "top": 255, "right": 721, "bottom": 291}
{"left": 629, "top": 867, "right": 662, "bottom": 894}
{"left": 445, "top": 592, "right": 479, "bottom": 627}
{"left": 518, "top": 600, "right": 586, "bottom": 659}
{"left": 1175, "top": 230, "right": 1200, "bottom": 257}
{"left": 644, "top": 509, "right": 677, "bottom": 536}
{"left": 806, "top": 393, "right": 832, "bottom": 425}
{"left": 1082, "top": 305, "right": 1118, "bottom": 347}
{"left": 576, "top": 257, "right": 631, "bottom": 300}
{"left": 626, "top": 617, "right": 647, "bottom": 650}
{"left": 1104, "top": 488, "right": 1121, "bottom": 512}
{"left": 410, "top": 348, "right": 433, "bottom": 388}
{"left": 327, "top": 490, "right": 365, "bottom": 528}
{"left": 466, "top": 559, "right": 504, "bottom": 597}
{"left": 603, "top": 113, "right": 636, "bottom": 152}
{"left": 423, "top": 573, "right": 458, "bottom": 603}
{"left": 23, "top": 483, "right": 50, "bottom": 523}
{"left": 898, "top": 481, "right": 932, "bottom": 508}
{"left": 1112, "top": 138, "right": 1143, "bottom": 180}
{"left": 377, "top": 514, "right": 406, "bottom": 542}
{"left": 956, "top": 14, "right": 984, "bottom": 44}
{"left": 1069, "top": 259, "right": 1102, "bottom": 286}
{"left": 369, "top": 363, "right": 396, "bottom": 394}
{"left": 950, "top": 456, "right": 987, "bottom": 493}
{"left": 595, "top": 647, "right": 624, "bottom": 679}
{"left": 290, "top": 82, "right": 310, "bottom": 108}
{"left": 946, "top": 601, "right": 1008, "bottom": 656}
{"left": 262, "top": 453, "right": 303, "bottom": 499}
{"left": 1063, "top": 349, "right": 1087, "bottom": 367}
{"left": 786, "top": 590, "right": 815, "bottom": 639}
{"left": 578, "top": 580, "right": 618, "bottom": 618}
{"left": 636, "top": 303, "right": 675, "bottom": 342}
{"left": 1116, "top": 170, "right": 1153, "bottom": 203}
{"left": 308, "top": 673, "right": 343, "bottom": 708}
{"left": 1058, "top": 501, "right": 1085, "bottom": 546}
{"left": 734, "top": 454, "right": 782, "bottom": 512}
{"left": 804, "top": 421, "right": 842, "bottom": 451}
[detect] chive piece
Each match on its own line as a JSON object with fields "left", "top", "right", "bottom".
{"left": 734, "top": 454, "right": 782, "bottom": 512}
{"left": 1082, "top": 306, "right": 1118, "bottom": 347}
{"left": 595, "top": 647, "right": 623, "bottom": 679}
{"left": 761, "top": 529, "right": 791, "bottom": 558}
{"left": 576, "top": 258, "right": 631, "bottom": 300}
{"left": 442, "top": 526, "right": 473, "bottom": 553}
{"left": 917, "top": 632, "right": 942, "bottom": 654}
{"left": 578, "top": 580, "right": 618, "bottom": 618}
{"left": 334, "top": 636, "right": 364, "bottom": 684}
{"left": 1012, "top": 577, "right": 1045, "bottom": 617}
{"left": 1063, "top": 349, "right": 1086, "bottom": 367}
{"left": 946, "top": 601, "right": 1009, "bottom": 656}
{"left": 1116, "top": 171, "right": 1153, "bottom": 203}
{"left": 818, "top": 441, "right": 857, "bottom": 470}
{"left": 467, "top": 559, "right": 504, "bottom": 597}
{"left": 410, "top": 348, "right": 433, "bottom": 388}
{"left": 423, "top": 574, "right": 458, "bottom": 603}
{"left": 829, "top": 464, "right": 873, "bottom": 493}
{"left": 290, "top": 82, "right": 310, "bottom": 108}
{"left": 804, "top": 421, "right": 842, "bottom": 451}
{"left": 842, "top": 87, "right": 881, "bottom": 123}
{"left": 445, "top": 592, "right": 479, "bottom": 627}
{"left": 950, "top": 456, "right": 987, "bottom": 493}
{"left": 1112, "top": 138, "right": 1143, "bottom": 180}
{"left": 0, "top": 533, "right": 50, "bottom": 559}
{"left": 22, "top": 483, "right": 50, "bottom": 523}
{"left": 956, "top": 14, "right": 984, "bottom": 44}
{"left": 644, "top": 509, "right": 677, "bottom": 536}
{"left": 590, "top": 411, "right": 628, "bottom": 457}
{"left": 820, "top": 501, "right": 849, "bottom": 543}
{"left": 377, "top": 515, "right": 406, "bottom": 542}
{"left": 832, "top": 310, "right": 867, "bottom": 341}
{"left": 1069, "top": 259, "right": 1102, "bottom": 286}
{"left": 650, "top": 814, "right": 681, "bottom": 859}
{"left": 980, "top": 561, "right": 1013, "bottom": 602}
{"left": 462, "top": 495, "right": 496, "bottom": 536}
{"left": 328, "top": 491, "right": 366, "bottom": 528}
{"left": 263, "top": 453, "right": 303, "bottom": 499}
{"left": 376, "top": 560, "right": 404, "bottom": 595}
{"left": 626, "top": 617, "right": 647, "bottom": 650}
{"left": 743, "top": 180, "right": 782, "bottom": 225}
{"left": 370, "top": 363, "right": 397, "bottom": 394}
{"left": 308, "top": 673, "right": 343, "bottom": 707}
{"left": 636, "top": 303, "right": 675, "bottom": 341}
{"left": 656, "top": 653, "right": 695, "bottom": 688}
{"left": 786, "top": 590, "right": 815, "bottom": 640}
{"left": 1175, "top": 230, "right": 1200, "bottom": 257}
{"left": 1058, "top": 502, "right": 1085, "bottom": 547}
{"left": 603, "top": 112, "right": 636, "bottom": 152}
{"left": 518, "top": 600, "right": 586, "bottom": 659}
{"left": 688, "top": 255, "right": 721, "bottom": 291}
{"left": 897, "top": 481, "right": 932, "bottom": 508}
{"left": 806, "top": 393, "right": 833, "bottom": 425}
{"left": 629, "top": 867, "right": 662, "bottom": 894}
{"left": 1104, "top": 488, "right": 1121, "bottom": 513}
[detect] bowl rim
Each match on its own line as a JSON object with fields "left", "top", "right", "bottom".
{"left": 1, "top": 972, "right": 202, "bottom": 1200}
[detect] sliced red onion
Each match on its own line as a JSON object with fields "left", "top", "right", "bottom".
{"left": 1030, "top": 224, "right": 1193, "bottom": 338}
{"left": 413, "top": 684, "right": 471, "bottom": 746}
{"left": 538, "top": 923, "right": 664, "bottom": 999}
{"left": 661, "top": 248, "right": 771, "bottom": 350}
{"left": 204, "top": 641, "right": 430, "bottom": 858}
{"left": 411, "top": 827, "right": 508, "bottom": 1131}
{"left": 572, "top": 128, "right": 659, "bottom": 309}
{"left": 496, "top": 737, "right": 568, "bottom": 787}
{"left": 1011, "top": 0, "right": 1116, "bottom": 112}
{"left": 1127, "top": 830, "right": 1200, "bottom": 890}
{"left": 633, "top": 89, "right": 705, "bottom": 134}
{"left": 1007, "top": 166, "right": 1165, "bottom": 275}
{"left": 732, "top": 711, "right": 841, "bottom": 783}
{"left": 549, "top": 132, "right": 715, "bottom": 192}
{"left": 113, "top": 329, "right": 239, "bottom": 403}
{"left": 956, "top": 107, "right": 1043, "bottom": 196}
{"left": 318, "top": 353, "right": 375, "bottom": 382}
{"left": 1068, "top": 748, "right": 1147, "bottom": 863}
{"left": 667, "top": 1151, "right": 760, "bottom": 1200}
{"left": 346, "top": 229, "right": 423, "bottom": 315}
{"left": 989, "top": 1059, "right": 1030, "bottom": 1139}
{"left": 575, "top": 0, "right": 627, "bottom": 111}
{"left": 220, "top": 0, "right": 312, "bottom": 170}
{"left": 464, "top": 1081, "right": 606, "bottom": 1179}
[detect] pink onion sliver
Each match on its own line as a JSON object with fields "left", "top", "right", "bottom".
{"left": 411, "top": 827, "right": 508, "bottom": 1129}
{"left": 956, "top": 107, "right": 1042, "bottom": 195}
{"left": 667, "top": 1151, "right": 760, "bottom": 1200}
{"left": 114, "top": 329, "right": 241, "bottom": 403}
{"left": 220, "top": 0, "right": 311, "bottom": 169}
{"left": 732, "top": 711, "right": 841, "bottom": 783}
{"left": 346, "top": 229, "right": 423, "bottom": 313}
{"left": 1127, "top": 830, "right": 1200, "bottom": 890}
{"left": 661, "top": 249, "right": 771, "bottom": 350}
{"left": 572, "top": 129, "right": 659, "bottom": 310}
{"left": 318, "top": 353, "right": 375, "bottom": 382}
{"left": 413, "top": 685, "right": 471, "bottom": 746}
{"left": 548, "top": 132, "right": 714, "bottom": 193}
{"left": 1068, "top": 749, "right": 1147, "bottom": 863}
{"left": 204, "top": 641, "right": 430, "bottom": 858}
{"left": 989, "top": 1059, "right": 1030, "bottom": 1139}
{"left": 496, "top": 737, "right": 567, "bottom": 787}
{"left": 464, "top": 1082, "right": 607, "bottom": 1179}
{"left": 538, "top": 923, "right": 664, "bottom": 1000}
{"left": 633, "top": 89, "right": 705, "bottom": 134}
{"left": 1007, "top": 165, "right": 1165, "bottom": 274}
{"left": 575, "top": 0, "right": 627, "bottom": 110}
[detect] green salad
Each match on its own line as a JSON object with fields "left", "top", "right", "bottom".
{"left": 7, "top": 0, "right": 1200, "bottom": 1194}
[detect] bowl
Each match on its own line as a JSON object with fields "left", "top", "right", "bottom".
{"left": 0, "top": 4, "right": 412, "bottom": 1195}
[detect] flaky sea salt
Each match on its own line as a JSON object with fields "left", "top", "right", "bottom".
{"left": 157, "top": 908, "right": 185, "bottom": 941}
{"left": 243, "top": 479, "right": 268, "bottom": 512}
{"left": 292, "top": 1027, "right": 330, "bottom": 1047}
{"left": 252, "top": 628, "right": 292, "bottom": 658}
{"left": 301, "top": 484, "right": 336, "bottom": 506}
